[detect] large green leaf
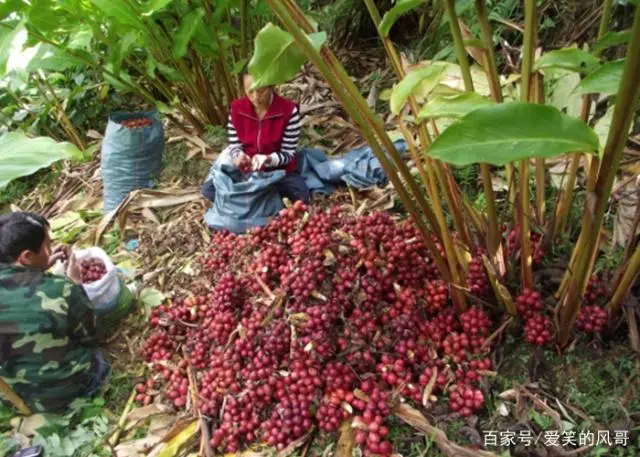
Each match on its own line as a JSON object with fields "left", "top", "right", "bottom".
{"left": 28, "top": 0, "right": 72, "bottom": 34}
{"left": 27, "top": 44, "right": 85, "bottom": 72}
{"left": 91, "top": 0, "right": 141, "bottom": 28}
{"left": 593, "top": 104, "right": 633, "bottom": 152}
{"left": 0, "top": 132, "right": 82, "bottom": 188}
{"left": 0, "top": 23, "right": 24, "bottom": 77}
{"left": 249, "top": 23, "right": 327, "bottom": 90}
{"left": 378, "top": 0, "right": 425, "bottom": 37}
{"left": 435, "top": 62, "right": 492, "bottom": 97}
{"left": 68, "top": 27, "right": 93, "bottom": 50}
{"left": 418, "top": 92, "right": 493, "bottom": 120}
{"left": 545, "top": 69, "right": 582, "bottom": 117}
{"left": 593, "top": 29, "right": 631, "bottom": 55}
{"left": 533, "top": 48, "right": 600, "bottom": 73}
{"left": 575, "top": 59, "right": 624, "bottom": 95}
{"left": 172, "top": 7, "right": 205, "bottom": 60}
{"left": 390, "top": 62, "right": 449, "bottom": 114}
{"left": 428, "top": 102, "right": 600, "bottom": 166}
{"left": 142, "top": 0, "right": 175, "bottom": 16}
{"left": 0, "top": 0, "right": 26, "bottom": 21}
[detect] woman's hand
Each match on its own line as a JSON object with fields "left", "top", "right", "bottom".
{"left": 232, "top": 152, "right": 250, "bottom": 170}
{"left": 251, "top": 154, "right": 271, "bottom": 171}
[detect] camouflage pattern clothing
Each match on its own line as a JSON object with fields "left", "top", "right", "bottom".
{"left": 0, "top": 263, "right": 102, "bottom": 412}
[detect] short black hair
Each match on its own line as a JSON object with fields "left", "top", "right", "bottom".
{"left": 0, "top": 212, "right": 49, "bottom": 263}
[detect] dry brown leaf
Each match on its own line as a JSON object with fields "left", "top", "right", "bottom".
{"left": 394, "top": 403, "right": 500, "bottom": 457}
{"left": 336, "top": 419, "right": 354, "bottom": 457}
{"left": 87, "top": 129, "right": 103, "bottom": 140}
{"left": 613, "top": 183, "right": 640, "bottom": 248}
{"left": 276, "top": 430, "right": 314, "bottom": 457}
{"left": 126, "top": 404, "right": 173, "bottom": 423}
{"left": 458, "top": 19, "right": 484, "bottom": 65}
{"left": 115, "top": 436, "right": 164, "bottom": 457}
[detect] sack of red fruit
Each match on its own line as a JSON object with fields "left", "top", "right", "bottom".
{"left": 101, "top": 110, "right": 164, "bottom": 213}
{"left": 74, "top": 247, "right": 134, "bottom": 328}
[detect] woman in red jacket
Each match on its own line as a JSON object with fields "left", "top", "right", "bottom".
{"left": 202, "top": 68, "right": 311, "bottom": 203}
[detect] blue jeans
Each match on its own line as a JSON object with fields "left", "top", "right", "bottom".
{"left": 86, "top": 351, "right": 110, "bottom": 397}
{"left": 201, "top": 173, "right": 311, "bottom": 204}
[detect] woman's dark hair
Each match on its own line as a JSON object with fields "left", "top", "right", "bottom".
{"left": 0, "top": 212, "right": 49, "bottom": 263}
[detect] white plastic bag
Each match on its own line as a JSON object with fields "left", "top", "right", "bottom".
{"left": 74, "top": 247, "right": 121, "bottom": 309}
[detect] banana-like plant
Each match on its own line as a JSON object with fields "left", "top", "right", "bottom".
{"left": 253, "top": 0, "right": 640, "bottom": 348}
{"left": 0, "top": 0, "right": 257, "bottom": 133}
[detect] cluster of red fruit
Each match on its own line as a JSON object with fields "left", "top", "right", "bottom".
{"left": 576, "top": 306, "right": 608, "bottom": 334}
{"left": 79, "top": 257, "right": 107, "bottom": 283}
{"left": 137, "top": 202, "right": 498, "bottom": 454}
{"left": 121, "top": 117, "right": 153, "bottom": 129}
{"left": 504, "top": 225, "right": 544, "bottom": 264}
{"left": 517, "top": 288, "right": 553, "bottom": 346}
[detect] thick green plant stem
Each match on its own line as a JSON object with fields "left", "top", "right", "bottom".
{"left": 598, "top": 0, "right": 615, "bottom": 44}
{"left": 607, "top": 244, "right": 640, "bottom": 320}
{"left": 266, "top": 0, "right": 455, "bottom": 288}
{"left": 474, "top": 0, "right": 502, "bottom": 103}
{"left": 364, "top": 0, "right": 472, "bottom": 270}
{"left": 444, "top": 0, "right": 473, "bottom": 90}
{"left": 555, "top": 0, "right": 613, "bottom": 239}
{"left": 558, "top": 4, "right": 640, "bottom": 348}
{"left": 472, "top": 0, "right": 504, "bottom": 260}
{"left": 518, "top": 0, "right": 537, "bottom": 290}
{"left": 553, "top": 97, "right": 591, "bottom": 238}
{"left": 34, "top": 75, "right": 86, "bottom": 150}
{"left": 533, "top": 69, "right": 545, "bottom": 225}
{"left": 586, "top": 0, "right": 616, "bottom": 191}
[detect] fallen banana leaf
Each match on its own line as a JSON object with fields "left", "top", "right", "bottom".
{"left": 157, "top": 420, "right": 199, "bottom": 457}
{"left": 115, "top": 436, "right": 164, "bottom": 457}
{"left": 276, "top": 430, "right": 314, "bottom": 457}
{"left": 394, "top": 403, "right": 500, "bottom": 457}
{"left": 126, "top": 404, "right": 173, "bottom": 424}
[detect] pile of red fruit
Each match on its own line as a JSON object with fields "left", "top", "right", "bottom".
{"left": 121, "top": 117, "right": 153, "bottom": 129}
{"left": 79, "top": 257, "right": 107, "bottom": 283}
{"left": 137, "top": 202, "right": 502, "bottom": 454}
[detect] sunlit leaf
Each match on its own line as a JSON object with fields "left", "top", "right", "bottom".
{"left": 157, "top": 63, "right": 184, "bottom": 81}
{"left": 390, "top": 62, "right": 449, "bottom": 114}
{"left": 249, "top": 23, "right": 326, "bottom": 89}
{"left": 0, "top": 132, "right": 82, "bottom": 188}
{"left": 157, "top": 421, "right": 198, "bottom": 457}
{"left": 428, "top": 102, "right": 600, "bottom": 166}
{"left": 91, "top": 0, "right": 141, "bottom": 28}
{"left": 67, "top": 28, "right": 93, "bottom": 50}
{"left": 575, "top": 59, "right": 624, "bottom": 95}
{"left": 378, "top": 0, "right": 425, "bottom": 37}
{"left": 140, "top": 288, "right": 166, "bottom": 310}
{"left": 418, "top": 92, "right": 493, "bottom": 120}
{"left": 545, "top": 69, "right": 582, "bottom": 117}
{"left": 533, "top": 48, "right": 600, "bottom": 73}
{"left": 593, "top": 29, "right": 631, "bottom": 55}
{"left": 27, "top": 44, "right": 85, "bottom": 72}
{"left": 0, "top": 0, "right": 26, "bottom": 21}
{"left": 142, "top": 0, "right": 175, "bottom": 16}
{"left": 0, "top": 23, "right": 24, "bottom": 77}
{"left": 594, "top": 104, "right": 633, "bottom": 152}
{"left": 173, "top": 7, "right": 205, "bottom": 60}
{"left": 103, "top": 64, "right": 136, "bottom": 94}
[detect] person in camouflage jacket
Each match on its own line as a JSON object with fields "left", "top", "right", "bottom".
{"left": 0, "top": 212, "right": 109, "bottom": 412}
